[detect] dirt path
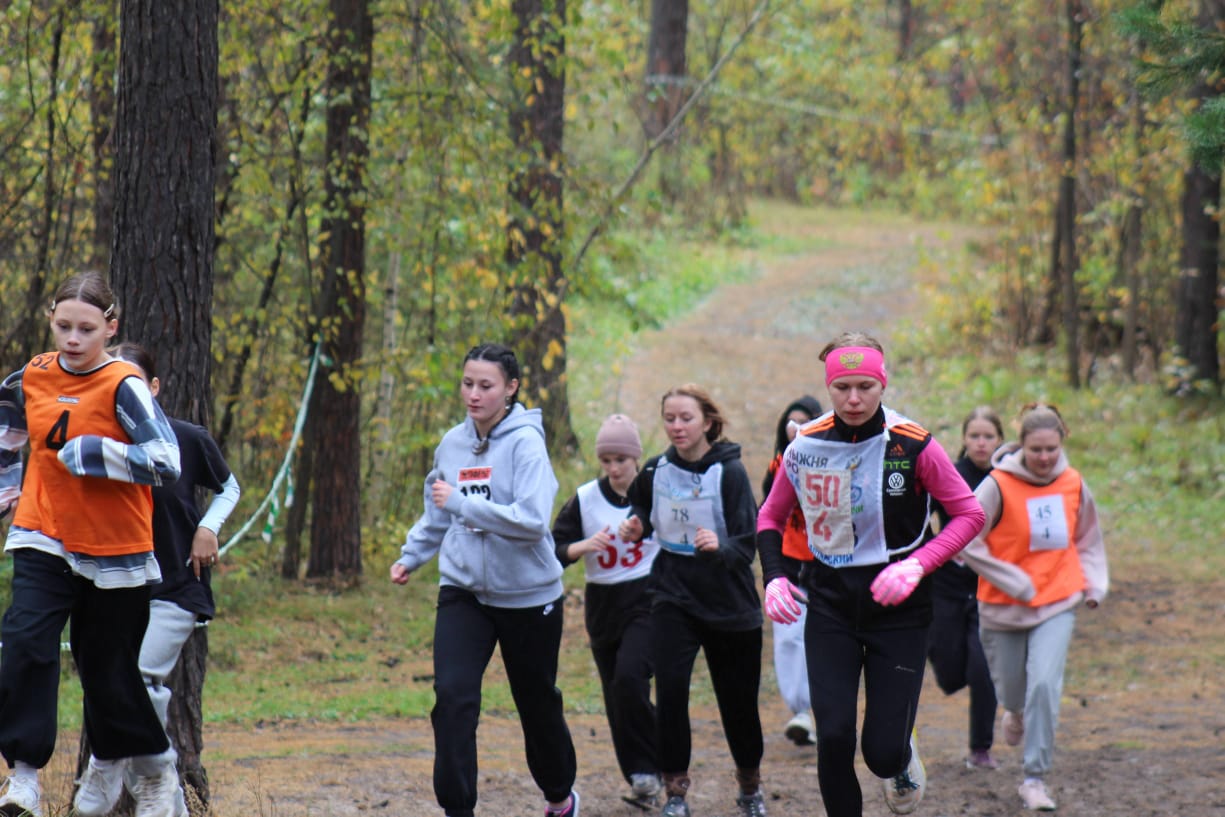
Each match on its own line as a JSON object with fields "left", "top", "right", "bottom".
{"left": 42, "top": 210, "right": 1222, "bottom": 816}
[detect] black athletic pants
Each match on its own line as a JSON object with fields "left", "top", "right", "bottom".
{"left": 590, "top": 610, "right": 656, "bottom": 783}
{"left": 927, "top": 585, "right": 997, "bottom": 752}
{"left": 652, "top": 601, "right": 763, "bottom": 776}
{"left": 430, "top": 586, "right": 575, "bottom": 817}
{"left": 0, "top": 548, "right": 168, "bottom": 768}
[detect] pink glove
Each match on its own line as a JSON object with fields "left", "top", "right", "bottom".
{"left": 764, "top": 577, "right": 805, "bottom": 624}
{"left": 870, "top": 557, "right": 925, "bottom": 606}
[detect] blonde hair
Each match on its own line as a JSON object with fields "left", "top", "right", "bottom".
{"left": 818, "top": 331, "right": 884, "bottom": 362}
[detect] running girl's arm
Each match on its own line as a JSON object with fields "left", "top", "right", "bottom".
{"left": 0, "top": 368, "right": 29, "bottom": 517}
{"left": 551, "top": 493, "right": 584, "bottom": 566}
{"left": 1073, "top": 482, "right": 1108, "bottom": 605}
{"left": 958, "top": 476, "right": 1036, "bottom": 601}
{"left": 622, "top": 457, "right": 659, "bottom": 541}
{"left": 908, "top": 440, "right": 985, "bottom": 572}
{"left": 755, "top": 472, "right": 797, "bottom": 582}
{"left": 57, "top": 375, "right": 181, "bottom": 486}
{"left": 397, "top": 466, "right": 451, "bottom": 571}
{"left": 709, "top": 459, "right": 758, "bottom": 568}
{"left": 441, "top": 436, "right": 556, "bottom": 543}
{"left": 199, "top": 473, "right": 241, "bottom": 535}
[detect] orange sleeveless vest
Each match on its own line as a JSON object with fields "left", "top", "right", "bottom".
{"left": 13, "top": 353, "right": 154, "bottom": 556}
{"left": 978, "top": 468, "right": 1084, "bottom": 607}
{"left": 768, "top": 454, "right": 813, "bottom": 562}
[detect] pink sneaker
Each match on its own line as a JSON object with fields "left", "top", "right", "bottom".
{"left": 965, "top": 749, "right": 999, "bottom": 769}
{"left": 1002, "top": 710, "right": 1024, "bottom": 746}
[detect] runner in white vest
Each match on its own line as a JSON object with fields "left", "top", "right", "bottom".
{"left": 619, "top": 384, "right": 767, "bottom": 817}
{"left": 757, "top": 332, "right": 985, "bottom": 817}
{"left": 553, "top": 414, "right": 661, "bottom": 810}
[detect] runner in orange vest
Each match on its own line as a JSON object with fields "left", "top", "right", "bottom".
{"left": 960, "top": 404, "right": 1109, "bottom": 812}
{"left": 0, "top": 272, "right": 183, "bottom": 817}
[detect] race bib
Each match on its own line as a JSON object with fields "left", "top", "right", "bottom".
{"left": 796, "top": 467, "right": 855, "bottom": 557}
{"left": 655, "top": 498, "right": 715, "bottom": 556}
{"left": 1027, "top": 494, "right": 1069, "bottom": 551}
{"left": 457, "top": 466, "right": 493, "bottom": 500}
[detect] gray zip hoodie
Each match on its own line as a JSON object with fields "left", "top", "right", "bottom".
{"left": 396, "top": 403, "right": 563, "bottom": 608}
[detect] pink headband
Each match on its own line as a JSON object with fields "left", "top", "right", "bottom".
{"left": 824, "top": 346, "right": 888, "bottom": 388}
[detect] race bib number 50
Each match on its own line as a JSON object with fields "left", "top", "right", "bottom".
{"left": 797, "top": 468, "right": 855, "bottom": 557}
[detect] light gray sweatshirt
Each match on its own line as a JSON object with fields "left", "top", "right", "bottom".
{"left": 396, "top": 403, "right": 563, "bottom": 608}
{"left": 960, "top": 442, "right": 1108, "bottom": 631}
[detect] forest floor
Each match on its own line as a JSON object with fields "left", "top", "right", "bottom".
{"left": 42, "top": 210, "right": 1225, "bottom": 816}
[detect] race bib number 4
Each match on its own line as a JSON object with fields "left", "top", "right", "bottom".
{"left": 1026, "top": 494, "right": 1069, "bottom": 551}
{"left": 655, "top": 498, "right": 715, "bottom": 556}
{"left": 797, "top": 468, "right": 855, "bottom": 557}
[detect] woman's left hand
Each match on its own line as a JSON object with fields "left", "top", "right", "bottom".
{"left": 431, "top": 478, "right": 455, "bottom": 509}
{"left": 693, "top": 527, "right": 719, "bottom": 552}
{"left": 190, "top": 527, "right": 220, "bottom": 579}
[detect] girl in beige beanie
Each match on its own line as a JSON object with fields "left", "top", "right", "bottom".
{"left": 553, "top": 413, "right": 661, "bottom": 809}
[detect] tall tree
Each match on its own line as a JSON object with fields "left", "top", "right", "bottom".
{"left": 1173, "top": 0, "right": 1223, "bottom": 389}
{"left": 1057, "top": 0, "right": 1083, "bottom": 388}
{"left": 92, "top": 0, "right": 220, "bottom": 810}
{"left": 303, "top": 0, "right": 372, "bottom": 579}
{"left": 507, "top": 0, "right": 578, "bottom": 454}
{"left": 643, "top": 0, "right": 688, "bottom": 202}
{"left": 1121, "top": 0, "right": 1225, "bottom": 389}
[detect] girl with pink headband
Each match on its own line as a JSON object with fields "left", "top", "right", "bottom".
{"left": 756, "top": 331, "right": 985, "bottom": 817}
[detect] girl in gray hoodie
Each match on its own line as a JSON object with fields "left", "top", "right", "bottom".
{"left": 391, "top": 343, "right": 578, "bottom": 817}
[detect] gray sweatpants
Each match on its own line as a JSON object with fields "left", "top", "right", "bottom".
{"left": 980, "top": 609, "right": 1076, "bottom": 778}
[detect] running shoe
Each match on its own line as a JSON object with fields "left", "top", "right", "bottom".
{"left": 74, "top": 758, "right": 126, "bottom": 817}
{"left": 736, "top": 789, "right": 768, "bottom": 817}
{"left": 0, "top": 773, "right": 42, "bottom": 817}
{"left": 1018, "top": 778, "right": 1056, "bottom": 811}
{"left": 661, "top": 795, "right": 692, "bottom": 817}
{"left": 622, "top": 774, "right": 661, "bottom": 810}
{"left": 883, "top": 732, "right": 926, "bottom": 815}
{"left": 784, "top": 711, "right": 816, "bottom": 746}
{"left": 966, "top": 748, "right": 999, "bottom": 769}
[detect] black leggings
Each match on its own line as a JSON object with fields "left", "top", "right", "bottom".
{"left": 806, "top": 614, "right": 928, "bottom": 817}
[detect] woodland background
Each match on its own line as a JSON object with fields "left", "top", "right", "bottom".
{"left": 1, "top": 1, "right": 1223, "bottom": 811}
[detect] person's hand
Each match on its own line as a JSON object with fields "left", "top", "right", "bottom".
{"left": 570, "top": 526, "right": 613, "bottom": 559}
{"left": 390, "top": 562, "right": 413, "bottom": 585}
{"left": 693, "top": 527, "right": 719, "bottom": 553}
{"left": 764, "top": 577, "right": 805, "bottom": 624}
{"left": 870, "top": 557, "right": 924, "bottom": 606}
{"left": 430, "top": 479, "right": 455, "bottom": 509}
{"left": 619, "top": 515, "right": 643, "bottom": 543}
{"left": 189, "top": 527, "right": 220, "bottom": 579}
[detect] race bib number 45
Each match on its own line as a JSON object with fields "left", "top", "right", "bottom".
{"left": 797, "top": 468, "right": 855, "bottom": 557}
{"left": 1026, "top": 494, "right": 1069, "bottom": 551}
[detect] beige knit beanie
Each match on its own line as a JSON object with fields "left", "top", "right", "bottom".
{"left": 595, "top": 414, "right": 643, "bottom": 459}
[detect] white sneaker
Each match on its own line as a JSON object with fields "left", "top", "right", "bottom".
{"left": 784, "top": 711, "right": 816, "bottom": 746}
{"left": 883, "top": 732, "right": 926, "bottom": 815}
{"left": 1018, "top": 778, "right": 1056, "bottom": 811}
{"left": 74, "top": 758, "right": 126, "bottom": 817}
{"left": 0, "top": 773, "right": 42, "bottom": 817}
{"left": 622, "top": 774, "right": 661, "bottom": 809}
{"left": 131, "top": 768, "right": 187, "bottom": 817}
